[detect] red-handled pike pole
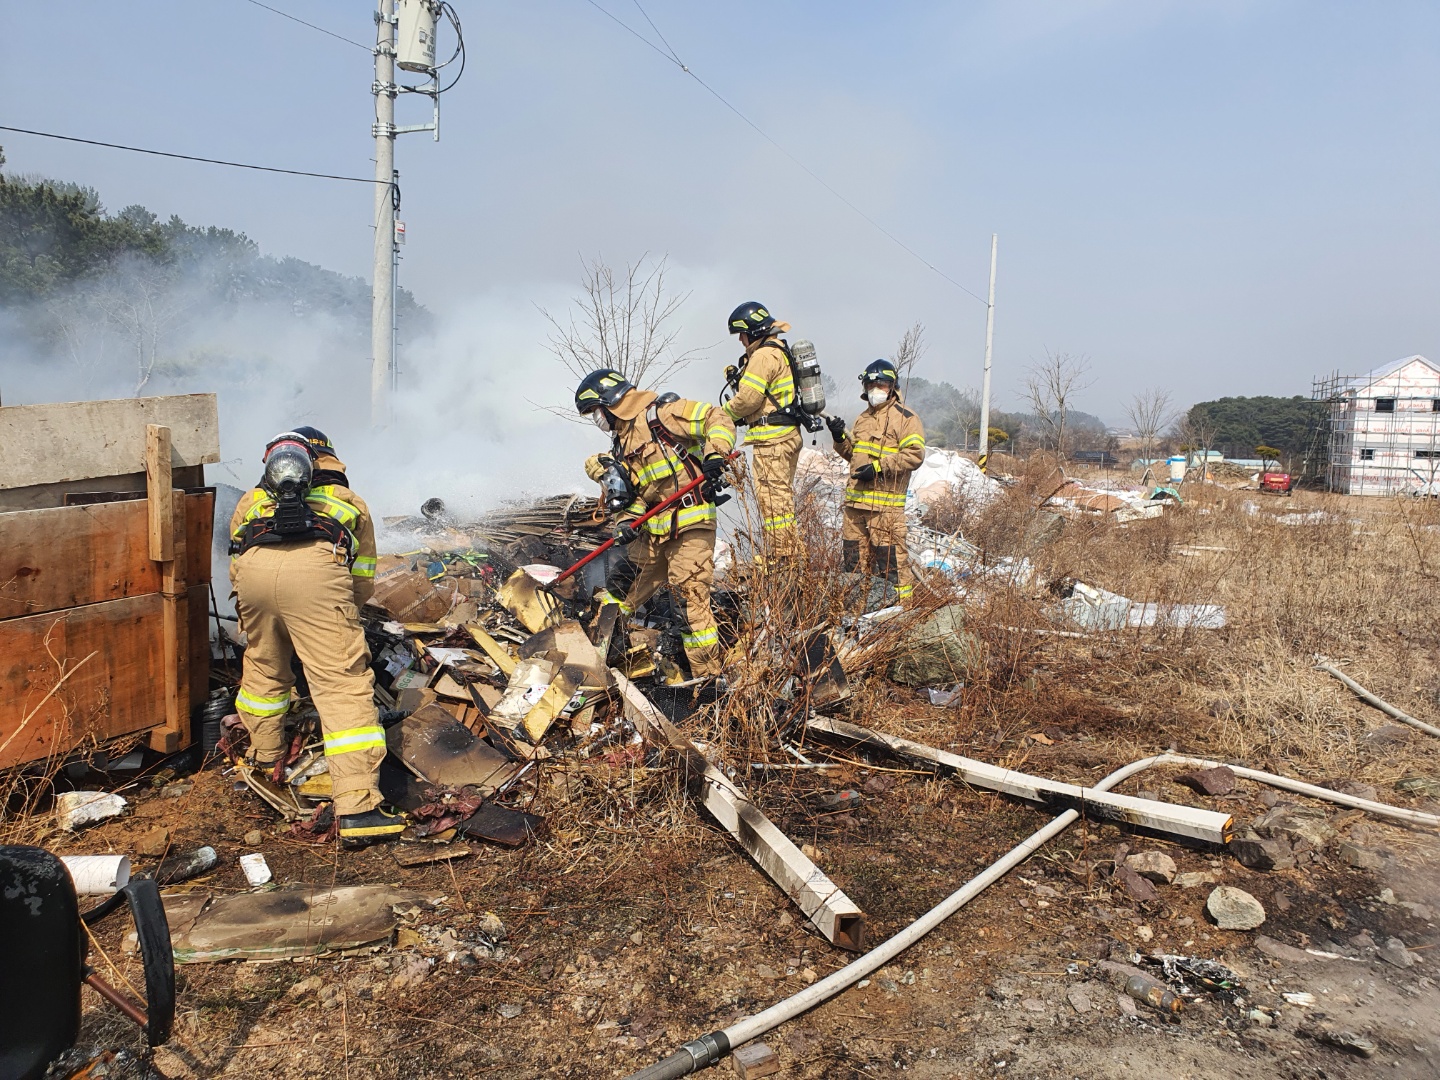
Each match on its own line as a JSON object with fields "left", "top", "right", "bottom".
{"left": 551, "top": 451, "right": 741, "bottom": 587}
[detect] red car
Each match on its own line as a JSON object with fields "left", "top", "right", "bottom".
{"left": 1259, "top": 471, "right": 1293, "bottom": 496}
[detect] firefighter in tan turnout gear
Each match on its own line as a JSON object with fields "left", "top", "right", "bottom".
{"left": 576, "top": 369, "right": 736, "bottom": 680}
{"left": 722, "top": 301, "right": 804, "bottom": 560}
{"left": 828, "top": 360, "right": 926, "bottom": 601}
{"left": 229, "top": 427, "right": 403, "bottom": 849}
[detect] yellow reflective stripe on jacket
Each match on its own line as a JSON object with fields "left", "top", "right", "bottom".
{"left": 745, "top": 423, "right": 798, "bottom": 444}
{"left": 236, "top": 688, "right": 291, "bottom": 717}
{"left": 898, "top": 433, "right": 925, "bottom": 450}
{"left": 351, "top": 556, "right": 377, "bottom": 579}
{"left": 632, "top": 452, "right": 689, "bottom": 486}
{"left": 323, "top": 724, "right": 387, "bottom": 755}
{"left": 855, "top": 439, "right": 903, "bottom": 458}
{"left": 845, "top": 488, "right": 908, "bottom": 509}
{"left": 707, "top": 422, "right": 736, "bottom": 451}
{"left": 643, "top": 501, "right": 717, "bottom": 535}
{"left": 895, "top": 583, "right": 914, "bottom": 598}
{"left": 307, "top": 485, "right": 361, "bottom": 529}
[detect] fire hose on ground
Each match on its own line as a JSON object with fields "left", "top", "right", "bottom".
{"left": 623, "top": 752, "right": 1439, "bottom": 1079}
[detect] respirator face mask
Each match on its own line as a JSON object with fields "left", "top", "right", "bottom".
{"left": 867, "top": 387, "right": 890, "bottom": 407}
{"left": 591, "top": 410, "right": 614, "bottom": 434}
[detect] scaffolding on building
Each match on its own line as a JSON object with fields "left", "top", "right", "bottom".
{"left": 1313, "top": 357, "right": 1440, "bottom": 496}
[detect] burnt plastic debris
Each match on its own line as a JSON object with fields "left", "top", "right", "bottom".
{"left": 155, "top": 846, "right": 219, "bottom": 887}
{"left": 1124, "top": 973, "right": 1183, "bottom": 1015}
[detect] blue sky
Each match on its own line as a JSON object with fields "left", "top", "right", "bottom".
{"left": 5, "top": 0, "right": 1438, "bottom": 427}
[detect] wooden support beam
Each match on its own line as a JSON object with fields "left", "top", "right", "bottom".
{"left": 145, "top": 425, "right": 188, "bottom": 753}
{"left": 145, "top": 425, "right": 174, "bottom": 563}
{"left": 806, "top": 716, "right": 1234, "bottom": 846}
{"left": 615, "top": 674, "right": 866, "bottom": 950}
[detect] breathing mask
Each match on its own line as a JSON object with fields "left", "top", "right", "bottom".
{"left": 591, "top": 410, "right": 614, "bottom": 434}
{"left": 867, "top": 387, "right": 890, "bottom": 408}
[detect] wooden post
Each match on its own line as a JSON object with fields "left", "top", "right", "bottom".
{"left": 146, "top": 425, "right": 173, "bottom": 562}
{"left": 147, "top": 426, "right": 189, "bottom": 752}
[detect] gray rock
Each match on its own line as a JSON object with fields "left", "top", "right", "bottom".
{"left": 243, "top": 829, "right": 264, "bottom": 847}
{"left": 1256, "top": 935, "right": 1326, "bottom": 963}
{"left": 1116, "top": 992, "right": 1138, "bottom": 1017}
{"left": 1379, "top": 937, "right": 1416, "bottom": 968}
{"left": 1230, "top": 828, "right": 1295, "bottom": 871}
{"left": 1174, "top": 871, "right": 1217, "bottom": 888}
{"left": 497, "top": 1002, "right": 522, "bottom": 1019}
{"left": 1336, "top": 840, "right": 1387, "bottom": 871}
{"left": 1124, "top": 851, "right": 1177, "bottom": 885}
{"left": 1021, "top": 997, "right": 1046, "bottom": 1013}
{"left": 888, "top": 605, "right": 982, "bottom": 687}
{"left": 1207, "top": 886, "right": 1266, "bottom": 930}
{"left": 1067, "top": 986, "right": 1093, "bottom": 1014}
{"left": 1254, "top": 806, "right": 1332, "bottom": 849}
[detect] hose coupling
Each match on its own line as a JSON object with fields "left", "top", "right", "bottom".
{"left": 682, "top": 1032, "right": 730, "bottom": 1069}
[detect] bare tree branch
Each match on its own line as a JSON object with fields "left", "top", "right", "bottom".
{"left": 891, "top": 321, "right": 927, "bottom": 394}
{"left": 1023, "top": 350, "right": 1093, "bottom": 458}
{"left": 1124, "top": 387, "right": 1175, "bottom": 467}
{"left": 538, "top": 254, "right": 703, "bottom": 410}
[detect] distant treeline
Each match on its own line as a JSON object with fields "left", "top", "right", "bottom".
{"left": 898, "top": 375, "right": 1107, "bottom": 453}
{"left": 0, "top": 152, "right": 428, "bottom": 396}
{"left": 1183, "top": 395, "right": 1325, "bottom": 461}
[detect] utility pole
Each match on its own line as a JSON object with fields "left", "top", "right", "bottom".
{"left": 370, "top": 0, "right": 397, "bottom": 428}
{"left": 369, "top": 0, "right": 449, "bottom": 427}
{"left": 977, "top": 233, "right": 998, "bottom": 473}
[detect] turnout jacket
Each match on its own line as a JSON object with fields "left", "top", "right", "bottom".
{"left": 832, "top": 395, "right": 926, "bottom": 512}
{"left": 722, "top": 335, "right": 797, "bottom": 444}
{"left": 586, "top": 390, "right": 736, "bottom": 539}
{"left": 229, "top": 453, "right": 379, "bottom": 605}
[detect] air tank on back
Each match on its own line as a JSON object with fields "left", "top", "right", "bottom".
{"left": 396, "top": 0, "right": 441, "bottom": 73}
{"left": 788, "top": 339, "right": 827, "bottom": 417}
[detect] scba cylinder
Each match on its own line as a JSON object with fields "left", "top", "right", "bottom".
{"left": 397, "top": 0, "right": 442, "bottom": 73}
{"left": 789, "top": 339, "right": 827, "bottom": 417}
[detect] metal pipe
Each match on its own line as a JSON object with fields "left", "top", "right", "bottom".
{"left": 84, "top": 970, "right": 148, "bottom": 1028}
{"left": 623, "top": 749, "right": 1437, "bottom": 1079}
{"left": 1314, "top": 656, "right": 1440, "bottom": 739}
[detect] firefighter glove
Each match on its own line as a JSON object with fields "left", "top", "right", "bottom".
{"left": 826, "top": 415, "right": 847, "bottom": 441}
{"left": 702, "top": 453, "right": 728, "bottom": 486}
{"left": 614, "top": 522, "right": 641, "bottom": 546}
{"left": 852, "top": 462, "right": 878, "bottom": 482}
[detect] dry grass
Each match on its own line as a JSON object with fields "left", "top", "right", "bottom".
{"left": 914, "top": 472, "right": 1440, "bottom": 790}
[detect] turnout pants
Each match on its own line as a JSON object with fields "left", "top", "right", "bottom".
{"left": 231, "top": 541, "right": 385, "bottom": 816}
{"left": 750, "top": 428, "right": 803, "bottom": 559}
{"left": 842, "top": 505, "right": 913, "bottom": 600}
{"left": 612, "top": 527, "right": 722, "bottom": 677}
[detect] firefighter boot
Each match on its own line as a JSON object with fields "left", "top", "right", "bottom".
{"left": 339, "top": 806, "right": 407, "bottom": 850}
{"left": 841, "top": 539, "right": 862, "bottom": 573}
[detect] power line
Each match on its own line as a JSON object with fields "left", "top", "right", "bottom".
{"left": 587, "top": 0, "right": 990, "bottom": 306}
{"left": 0, "top": 125, "right": 387, "bottom": 185}
{"left": 239, "top": 0, "right": 371, "bottom": 51}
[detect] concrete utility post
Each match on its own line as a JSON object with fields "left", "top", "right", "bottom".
{"left": 370, "top": 0, "right": 397, "bottom": 428}
{"left": 977, "top": 233, "right": 997, "bottom": 473}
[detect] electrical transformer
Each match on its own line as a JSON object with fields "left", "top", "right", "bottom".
{"left": 396, "top": 0, "right": 442, "bottom": 73}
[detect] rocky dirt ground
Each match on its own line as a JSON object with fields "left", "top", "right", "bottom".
{"left": 40, "top": 484, "right": 1440, "bottom": 1078}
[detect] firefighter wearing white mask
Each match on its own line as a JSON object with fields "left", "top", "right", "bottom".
{"left": 825, "top": 359, "right": 926, "bottom": 600}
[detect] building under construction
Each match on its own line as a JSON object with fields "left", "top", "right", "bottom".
{"left": 1313, "top": 354, "right": 1440, "bottom": 496}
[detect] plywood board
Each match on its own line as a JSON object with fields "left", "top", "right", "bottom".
{"left": 0, "top": 501, "right": 161, "bottom": 617}
{"left": 0, "top": 493, "right": 214, "bottom": 621}
{"left": 0, "top": 395, "right": 219, "bottom": 490}
{"left": 0, "top": 594, "right": 166, "bottom": 769}
{"left": 188, "top": 583, "right": 211, "bottom": 709}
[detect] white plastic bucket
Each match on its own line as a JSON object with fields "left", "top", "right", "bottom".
{"left": 60, "top": 854, "right": 132, "bottom": 895}
{"left": 1167, "top": 456, "right": 1187, "bottom": 482}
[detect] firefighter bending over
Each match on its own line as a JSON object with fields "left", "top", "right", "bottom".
{"left": 229, "top": 427, "right": 402, "bottom": 849}
{"left": 577, "top": 369, "right": 736, "bottom": 681}
{"left": 722, "top": 301, "right": 804, "bottom": 562}
{"left": 827, "top": 361, "right": 926, "bottom": 600}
